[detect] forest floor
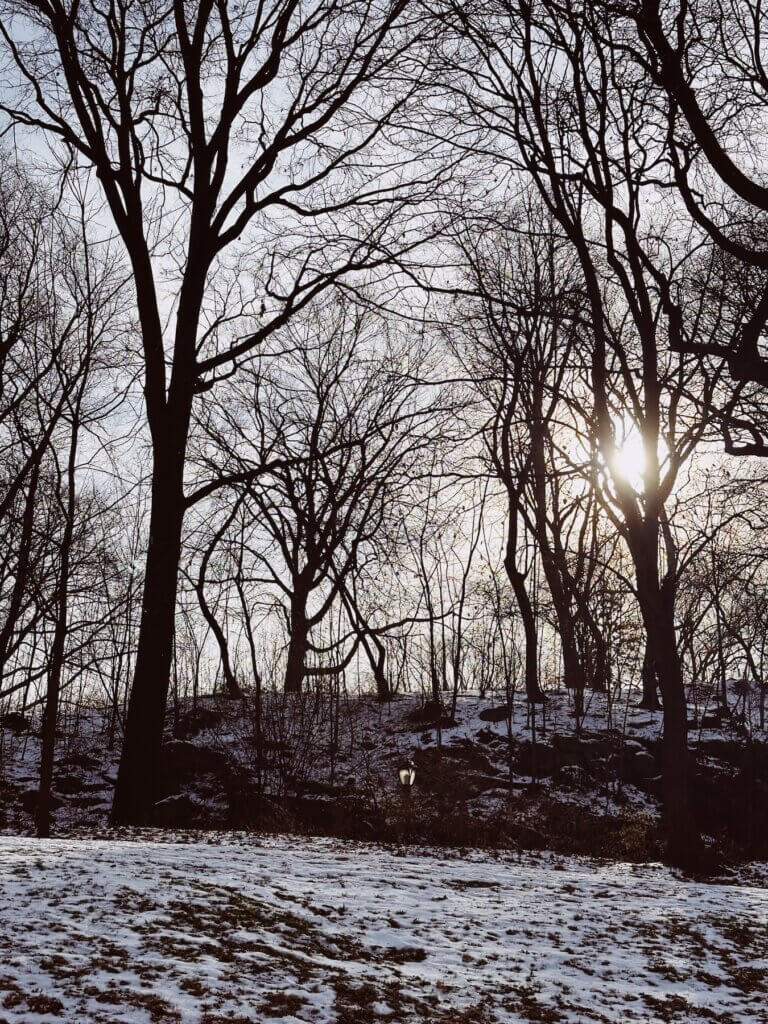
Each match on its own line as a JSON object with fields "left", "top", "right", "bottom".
{"left": 0, "top": 833, "right": 767, "bottom": 1024}
{"left": 2, "top": 687, "right": 767, "bottom": 861}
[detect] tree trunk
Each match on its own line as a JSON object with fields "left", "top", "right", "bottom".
{"left": 196, "top": 507, "right": 243, "bottom": 698}
{"left": 655, "top": 628, "right": 700, "bottom": 869}
{"left": 638, "top": 581, "right": 702, "bottom": 868}
{"left": 338, "top": 583, "right": 390, "bottom": 701}
{"left": 37, "top": 413, "right": 79, "bottom": 838}
{"left": 639, "top": 640, "right": 662, "bottom": 709}
{"left": 539, "top": 554, "right": 584, "bottom": 717}
{"left": 712, "top": 572, "right": 728, "bottom": 708}
{"left": 0, "top": 458, "right": 42, "bottom": 686}
{"left": 284, "top": 590, "right": 309, "bottom": 694}
{"left": 529, "top": 411, "right": 585, "bottom": 700}
{"left": 364, "top": 631, "right": 390, "bottom": 702}
{"left": 504, "top": 560, "right": 544, "bottom": 703}
{"left": 539, "top": 551, "right": 584, "bottom": 694}
{"left": 112, "top": 424, "right": 189, "bottom": 825}
{"left": 589, "top": 621, "right": 610, "bottom": 692}
{"left": 504, "top": 494, "right": 544, "bottom": 703}
{"left": 198, "top": 587, "right": 241, "bottom": 698}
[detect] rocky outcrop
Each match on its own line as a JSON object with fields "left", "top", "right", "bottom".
{"left": 478, "top": 705, "right": 512, "bottom": 723}
{"left": 407, "top": 700, "right": 457, "bottom": 730}
{"left": 174, "top": 705, "right": 224, "bottom": 739}
{"left": 0, "top": 712, "right": 30, "bottom": 734}
{"left": 153, "top": 794, "right": 201, "bottom": 827}
{"left": 159, "top": 739, "right": 229, "bottom": 790}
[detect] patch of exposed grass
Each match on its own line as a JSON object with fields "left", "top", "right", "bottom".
{"left": 259, "top": 990, "right": 307, "bottom": 1017}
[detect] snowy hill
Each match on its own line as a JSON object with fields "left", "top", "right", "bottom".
{"left": 0, "top": 833, "right": 766, "bottom": 1023}
{"left": 2, "top": 689, "right": 767, "bottom": 861}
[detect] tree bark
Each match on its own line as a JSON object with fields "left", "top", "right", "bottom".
{"left": 639, "top": 640, "right": 662, "bottom": 710}
{"left": 196, "top": 502, "right": 244, "bottom": 698}
{"left": 537, "top": 540, "right": 584, "bottom": 689}
{"left": 0, "top": 458, "right": 42, "bottom": 687}
{"left": 338, "top": 582, "right": 391, "bottom": 701}
{"left": 36, "top": 407, "right": 80, "bottom": 838}
{"left": 197, "top": 582, "right": 242, "bottom": 698}
{"left": 363, "top": 630, "right": 390, "bottom": 702}
{"left": 527, "top": 409, "right": 586, "bottom": 702}
{"left": 588, "top": 618, "right": 610, "bottom": 693}
{"left": 112, "top": 415, "right": 190, "bottom": 824}
{"left": 504, "top": 547, "right": 544, "bottom": 703}
{"left": 284, "top": 588, "right": 310, "bottom": 694}
{"left": 636, "top": 573, "right": 701, "bottom": 868}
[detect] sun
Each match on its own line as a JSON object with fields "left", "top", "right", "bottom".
{"left": 609, "top": 428, "right": 649, "bottom": 491}
{"left": 609, "top": 425, "right": 671, "bottom": 492}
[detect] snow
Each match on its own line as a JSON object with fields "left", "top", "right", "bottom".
{"left": 2, "top": 686, "right": 766, "bottom": 855}
{"left": 0, "top": 833, "right": 766, "bottom": 1023}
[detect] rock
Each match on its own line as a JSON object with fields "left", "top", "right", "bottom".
{"left": 441, "top": 744, "right": 497, "bottom": 774}
{"left": 407, "top": 715, "right": 457, "bottom": 731}
{"left": 557, "top": 765, "right": 582, "bottom": 788}
{"left": 0, "top": 712, "right": 30, "bottom": 734}
{"left": 282, "top": 795, "right": 348, "bottom": 832}
{"left": 60, "top": 752, "right": 99, "bottom": 771}
{"left": 408, "top": 700, "right": 457, "bottom": 730}
{"left": 409, "top": 699, "right": 444, "bottom": 723}
{"left": 700, "top": 711, "right": 725, "bottom": 729}
{"left": 630, "top": 751, "right": 657, "bottom": 781}
{"left": 748, "top": 741, "right": 768, "bottom": 782}
{"left": 478, "top": 705, "right": 511, "bottom": 723}
{"left": 161, "top": 739, "right": 228, "bottom": 776}
{"left": 289, "top": 776, "right": 344, "bottom": 797}
{"left": 152, "top": 794, "right": 200, "bottom": 827}
{"left": 615, "top": 747, "right": 657, "bottom": 784}
{"left": 469, "top": 773, "right": 508, "bottom": 792}
{"left": 515, "top": 741, "right": 558, "bottom": 777}
{"left": 19, "top": 789, "right": 35, "bottom": 813}
{"left": 691, "top": 768, "right": 768, "bottom": 855}
{"left": 20, "top": 789, "right": 63, "bottom": 813}
{"left": 158, "top": 740, "right": 230, "bottom": 798}
{"left": 54, "top": 774, "right": 85, "bottom": 795}
{"left": 175, "top": 705, "right": 224, "bottom": 739}
{"left": 476, "top": 726, "right": 500, "bottom": 744}
{"left": 606, "top": 741, "right": 645, "bottom": 779}
{"left": 551, "top": 734, "right": 615, "bottom": 762}
{"left": 413, "top": 747, "right": 441, "bottom": 770}
{"left": 694, "top": 738, "right": 768, "bottom": 781}
{"left": 694, "top": 739, "right": 744, "bottom": 765}
{"left": 68, "top": 794, "right": 108, "bottom": 809}
{"left": 622, "top": 739, "right": 645, "bottom": 755}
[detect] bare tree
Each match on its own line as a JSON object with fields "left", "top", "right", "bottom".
{"left": 0, "top": 158, "right": 77, "bottom": 699}
{"left": 449, "top": 205, "right": 605, "bottom": 705}
{"left": 197, "top": 298, "right": 442, "bottom": 696}
{"left": 190, "top": 494, "right": 247, "bottom": 699}
{"left": 0, "top": 0, "right": 444, "bottom": 821}
{"left": 36, "top": 204, "right": 126, "bottom": 837}
{"left": 438, "top": 0, "right": 728, "bottom": 865}
{"left": 624, "top": 1, "right": 768, "bottom": 393}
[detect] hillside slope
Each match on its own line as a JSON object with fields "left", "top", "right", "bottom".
{"left": 2, "top": 689, "right": 767, "bottom": 860}
{"left": 1, "top": 834, "right": 767, "bottom": 1024}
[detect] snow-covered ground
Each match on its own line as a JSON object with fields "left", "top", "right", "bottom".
{"left": 4, "top": 686, "right": 761, "bottom": 836}
{"left": 0, "top": 834, "right": 766, "bottom": 1023}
